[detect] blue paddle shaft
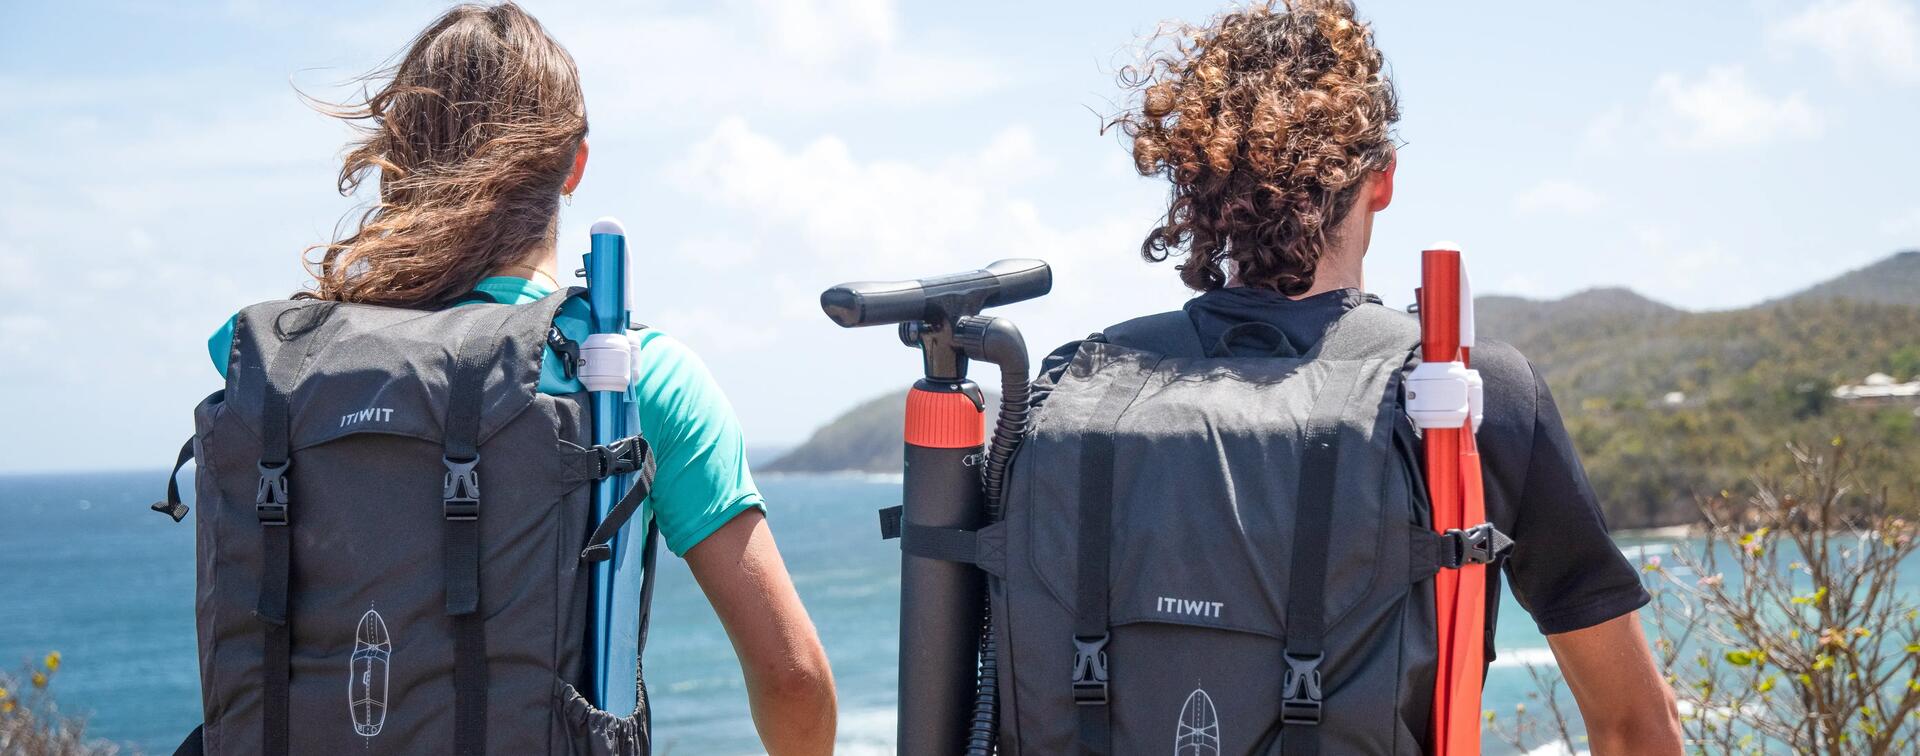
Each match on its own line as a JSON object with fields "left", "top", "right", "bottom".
{"left": 584, "top": 223, "right": 636, "bottom": 712}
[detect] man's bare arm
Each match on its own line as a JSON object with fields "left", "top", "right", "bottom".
{"left": 1546, "top": 611, "right": 1683, "bottom": 754}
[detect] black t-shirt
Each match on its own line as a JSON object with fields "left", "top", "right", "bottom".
{"left": 1036, "top": 286, "right": 1650, "bottom": 636}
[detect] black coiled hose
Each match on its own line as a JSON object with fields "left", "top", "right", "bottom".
{"left": 956, "top": 316, "right": 1033, "bottom": 756}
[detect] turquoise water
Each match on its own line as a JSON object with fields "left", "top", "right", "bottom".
{"left": 1, "top": 471, "right": 1619, "bottom": 754}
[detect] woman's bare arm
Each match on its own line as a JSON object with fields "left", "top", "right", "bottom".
{"left": 684, "top": 510, "right": 836, "bottom": 755}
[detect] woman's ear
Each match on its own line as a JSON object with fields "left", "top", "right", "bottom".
{"left": 563, "top": 138, "right": 589, "bottom": 194}
{"left": 1367, "top": 156, "right": 1395, "bottom": 213}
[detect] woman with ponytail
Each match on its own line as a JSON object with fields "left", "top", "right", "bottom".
{"left": 207, "top": 4, "right": 835, "bottom": 753}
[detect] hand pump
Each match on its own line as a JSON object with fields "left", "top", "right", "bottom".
{"left": 820, "top": 260, "right": 1050, "bottom": 754}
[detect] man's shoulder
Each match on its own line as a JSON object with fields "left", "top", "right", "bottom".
{"left": 1468, "top": 339, "right": 1547, "bottom": 465}
{"left": 1472, "top": 339, "right": 1538, "bottom": 395}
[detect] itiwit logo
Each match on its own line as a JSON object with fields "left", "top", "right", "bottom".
{"left": 339, "top": 407, "right": 395, "bottom": 428}
{"left": 1156, "top": 596, "right": 1224, "bottom": 619}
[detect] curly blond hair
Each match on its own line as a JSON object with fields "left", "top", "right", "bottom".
{"left": 1111, "top": 0, "right": 1399, "bottom": 294}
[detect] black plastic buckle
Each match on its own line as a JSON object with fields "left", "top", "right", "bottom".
{"left": 1071, "top": 634, "right": 1110, "bottom": 705}
{"left": 442, "top": 456, "right": 480, "bottom": 521}
{"left": 1280, "top": 652, "right": 1324, "bottom": 725}
{"left": 548, "top": 326, "right": 580, "bottom": 380}
{"left": 594, "top": 436, "right": 647, "bottom": 478}
{"left": 255, "top": 462, "right": 290, "bottom": 526}
{"left": 1442, "top": 523, "right": 1503, "bottom": 568}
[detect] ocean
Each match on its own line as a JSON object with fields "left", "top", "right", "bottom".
{"left": 0, "top": 471, "right": 1656, "bottom": 755}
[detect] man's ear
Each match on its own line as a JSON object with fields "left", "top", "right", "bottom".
{"left": 563, "top": 138, "right": 589, "bottom": 194}
{"left": 1367, "top": 156, "right": 1395, "bottom": 213}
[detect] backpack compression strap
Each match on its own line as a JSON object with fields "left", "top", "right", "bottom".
{"left": 1072, "top": 352, "right": 1164, "bottom": 756}
{"left": 439, "top": 302, "right": 524, "bottom": 756}
{"left": 1275, "top": 360, "right": 1366, "bottom": 754}
{"left": 250, "top": 302, "right": 344, "bottom": 756}
{"left": 439, "top": 289, "right": 583, "bottom": 754}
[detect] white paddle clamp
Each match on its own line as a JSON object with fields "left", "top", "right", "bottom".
{"left": 579, "top": 332, "right": 633, "bottom": 393}
{"left": 1408, "top": 245, "right": 1484, "bottom": 433}
{"left": 1408, "top": 361, "right": 1474, "bottom": 430}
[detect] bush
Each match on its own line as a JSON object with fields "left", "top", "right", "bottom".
{"left": 0, "top": 651, "right": 121, "bottom": 755}
{"left": 1490, "top": 441, "right": 1920, "bottom": 754}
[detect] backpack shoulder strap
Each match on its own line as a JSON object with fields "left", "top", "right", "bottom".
{"left": 1097, "top": 311, "right": 1207, "bottom": 357}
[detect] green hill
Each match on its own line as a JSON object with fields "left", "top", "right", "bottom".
{"left": 1782, "top": 250, "right": 1920, "bottom": 307}
{"left": 773, "top": 253, "right": 1920, "bottom": 528}
{"left": 759, "top": 393, "right": 905, "bottom": 475}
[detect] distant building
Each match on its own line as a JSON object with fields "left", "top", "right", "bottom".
{"left": 1833, "top": 373, "right": 1920, "bottom": 410}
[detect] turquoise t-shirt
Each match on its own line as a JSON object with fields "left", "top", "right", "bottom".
{"left": 209, "top": 276, "right": 764, "bottom": 556}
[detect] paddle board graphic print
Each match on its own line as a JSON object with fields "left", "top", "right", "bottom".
{"left": 350, "top": 608, "right": 392, "bottom": 737}
{"left": 1175, "top": 686, "right": 1220, "bottom": 755}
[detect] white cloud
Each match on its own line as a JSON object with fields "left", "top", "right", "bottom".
{"left": 748, "top": 0, "right": 897, "bottom": 64}
{"left": 1772, "top": 0, "right": 1920, "bottom": 83}
{"left": 1512, "top": 179, "right": 1606, "bottom": 215}
{"left": 671, "top": 118, "right": 1043, "bottom": 273}
{"left": 665, "top": 117, "right": 1186, "bottom": 390}
{"left": 1651, "top": 66, "right": 1823, "bottom": 149}
{"left": 549, "top": 1, "right": 1003, "bottom": 127}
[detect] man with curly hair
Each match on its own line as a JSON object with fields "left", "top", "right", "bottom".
{"left": 1043, "top": 1, "right": 1687, "bottom": 751}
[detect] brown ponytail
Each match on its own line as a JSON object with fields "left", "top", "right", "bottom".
{"left": 1110, "top": 0, "right": 1399, "bottom": 295}
{"left": 304, "top": 2, "right": 586, "bottom": 308}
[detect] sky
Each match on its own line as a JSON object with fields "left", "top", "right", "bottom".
{"left": 2, "top": 0, "right": 1918, "bottom": 473}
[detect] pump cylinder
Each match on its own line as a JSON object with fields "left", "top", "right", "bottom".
{"left": 897, "top": 380, "right": 987, "bottom": 755}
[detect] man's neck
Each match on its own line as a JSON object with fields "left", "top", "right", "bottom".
{"left": 1288, "top": 249, "right": 1365, "bottom": 300}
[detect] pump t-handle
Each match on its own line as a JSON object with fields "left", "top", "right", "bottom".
{"left": 821, "top": 259, "right": 1051, "bottom": 329}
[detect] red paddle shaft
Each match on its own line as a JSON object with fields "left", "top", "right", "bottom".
{"left": 1418, "top": 247, "right": 1488, "bottom": 756}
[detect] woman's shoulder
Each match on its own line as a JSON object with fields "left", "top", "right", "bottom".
{"left": 627, "top": 327, "right": 732, "bottom": 409}
{"left": 631, "top": 327, "right": 704, "bottom": 373}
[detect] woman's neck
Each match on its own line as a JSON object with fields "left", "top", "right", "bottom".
{"left": 494, "top": 242, "right": 562, "bottom": 288}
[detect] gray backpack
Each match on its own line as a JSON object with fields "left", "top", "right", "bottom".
{"left": 984, "top": 305, "right": 1509, "bottom": 754}
{"left": 153, "top": 292, "right": 660, "bottom": 755}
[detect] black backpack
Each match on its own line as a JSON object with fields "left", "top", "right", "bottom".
{"left": 155, "top": 292, "right": 659, "bottom": 755}
{"left": 983, "top": 305, "right": 1509, "bottom": 754}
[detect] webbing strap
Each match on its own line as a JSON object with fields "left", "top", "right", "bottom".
{"left": 441, "top": 303, "right": 518, "bottom": 756}
{"left": 1072, "top": 355, "right": 1163, "bottom": 756}
{"left": 1279, "top": 360, "right": 1365, "bottom": 755}
{"left": 580, "top": 437, "right": 657, "bottom": 562}
{"left": 633, "top": 518, "right": 662, "bottom": 733}
{"left": 252, "top": 302, "right": 340, "bottom": 756}
{"left": 150, "top": 436, "right": 196, "bottom": 522}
